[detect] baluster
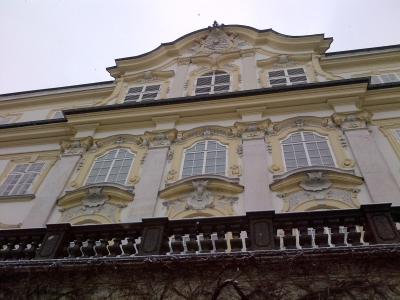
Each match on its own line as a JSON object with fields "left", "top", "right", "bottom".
{"left": 186, "top": 227, "right": 199, "bottom": 254}
{"left": 160, "top": 234, "right": 171, "bottom": 255}
{"left": 229, "top": 225, "right": 243, "bottom": 252}
{"left": 82, "top": 233, "right": 97, "bottom": 258}
{"left": 67, "top": 234, "right": 84, "bottom": 258}
{"left": 297, "top": 221, "right": 312, "bottom": 248}
{"left": 313, "top": 220, "right": 329, "bottom": 248}
{"left": 274, "top": 225, "right": 282, "bottom": 250}
{"left": 344, "top": 218, "right": 362, "bottom": 246}
{"left": 282, "top": 222, "right": 296, "bottom": 249}
{"left": 11, "top": 236, "right": 28, "bottom": 260}
{"left": 108, "top": 234, "right": 123, "bottom": 257}
{"left": 23, "top": 235, "right": 42, "bottom": 260}
{"left": 171, "top": 228, "right": 184, "bottom": 254}
{"left": 122, "top": 231, "right": 138, "bottom": 256}
{"left": 214, "top": 225, "right": 227, "bottom": 253}
{"left": 329, "top": 219, "right": 345, "bottom": 247}
{"left": 95, "top": 233, "right": 110, "bottom": 257}
{"left": 0, "top": 238, "right": 16, "bottom": 261}
{"left": 200, "top": 225, "right": 213, "bottom": 253}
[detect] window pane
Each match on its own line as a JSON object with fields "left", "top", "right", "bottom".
{"left": 293, "top": 144, "right": 304, "bottom": 151}
{"left": 297, "top": 159, "right": 308, "bottom": 167}
{"left": 310, "top": 158, "right": 322, "bottom": 165}
{"left": 295, "top": 151, "right": 307, "bottom": 159}
{"left": 291, "top": 133, "right": 302, "bottom": 142}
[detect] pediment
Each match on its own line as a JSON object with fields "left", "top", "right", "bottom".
{"left": 107, "top": 24, "right": 333, "bottom": 79}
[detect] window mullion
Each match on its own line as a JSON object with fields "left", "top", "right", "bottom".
{"left": 106, "top": 158, "right": 115, "bottom": 182}
{"left": 304, "top": 142, "right": 312, "bottom": 166}
{"left": 202, "top": 140, "right": 208, "bottom": 174}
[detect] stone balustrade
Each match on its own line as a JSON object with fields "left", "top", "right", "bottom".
{"left": 1, "top": 203, "right": 399, "bottom": 261}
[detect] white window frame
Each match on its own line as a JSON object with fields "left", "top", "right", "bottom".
{"left": 181, "top": 140, "right": 228, "bottom": 178}
{"left": 51, "top": 111, "right": 64, "bottom": 119}
{"left": 280, "top": 131, "right": 336, "bottom": 171}
{"left": 194, "top": 71, "right": 231, "bottom": 96}
{"left": 371, "top": 73, "right": 400, "bottom": 84}
{"left": 85, "top": 148, "right": 135, "bottom": 185}
{"left": 267, "top": 67, "right": 308, "bottom": 87}
{"left": 0, "top": 162, "right": 46, "bottom": 196}
{"left": 393, "top": 129, "right": 400, "bottom": 143}
{"left": 123, "top": 84, "right": 161, "bottom": 103}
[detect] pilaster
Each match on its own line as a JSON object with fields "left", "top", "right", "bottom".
{"left": 127, "top": 130, "right": 177, "bottom": 221}
{"left": 235, "top": 120, "right": 274, "bottom": 211}
{"left": 331, "top": 111, "right": 400, "bottom": 204}
{"left": 169, "top": 58, "right": 190, "bottom": 98}
{"left": 241, "top": 49, "right": 257, "bottom": 90}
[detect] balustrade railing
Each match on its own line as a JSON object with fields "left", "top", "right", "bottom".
{"left": 1, "top": 203, "right": 399, "bottom": 261}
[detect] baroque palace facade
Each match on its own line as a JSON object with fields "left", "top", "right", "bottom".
{"left": 1, "top": 23, "right": 400, "bottom": 299}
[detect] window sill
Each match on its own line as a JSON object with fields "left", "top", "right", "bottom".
{"left": 272, "top": 166, "right": 356, "bottom": 182}
{"left": 0, "top": 194, "right": 35, "bottom": 203}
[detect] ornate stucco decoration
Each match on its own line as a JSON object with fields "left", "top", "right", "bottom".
{"left": 273, "top": 55, "right": 296, "bottom": 67}
{"left": 331, "top": 111, "right": 373, "bottom": 131}
{"left": 270, "top": 117, "right": 332, "bottom": 134}
{"left": 60, "top": 136, "right": 94, "bottom": 155}
{"left": 234, "top": 119, "right": 271, "bottom": 139}
{"left": 160, "top": 175, "right": 243, "bottom": 218}
{"left": 93, "top": 135, "right": 144, "bottom": 151}
{"left": 270, "top": 168, "right": 363, "bottom": 212}
{"left": 141, "top": 129, "right": 178, "bottom": 148}
{"left": 122, "top": 70, "right": 175, "bottom": 83}
{"left": 299, "top": 172, "right": 332, "bottom": 191}
{"left": 57, "top": 183, "right": 134, "bottom": 224}
{"left": 186, "top": 21, "right": 251, "bottom": 56}
{"left": 176, "top": 126, "right": 235, "bottom": 143}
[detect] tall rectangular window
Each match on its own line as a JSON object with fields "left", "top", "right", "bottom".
{"left": 0, "top": 163, "right": 46, "bottom": 196}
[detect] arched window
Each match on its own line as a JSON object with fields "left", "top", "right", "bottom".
{"left": 281, "top": 131, "right": 335, "bottom": 171}
{"left": 182, "top": 141, "right": 227, "bottom": 178}
{"left": 85, "top": 149, "right": 135, "bottom": 185}
{"left": 194, "top": 71, "right": 231, "bottom": 96}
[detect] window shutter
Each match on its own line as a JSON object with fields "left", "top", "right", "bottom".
{"left": 124, "top": 85, "right": 161, "bottom": 102}
{"left": 268, "top": 70, "right": 285, "bottom": 78}
{"left": 196, "top": 77, "right": 212, "bottom": 86}
{"left": 287, "top": 68, "right": 305, "bottom": 76}
{"left": 214, "top": 74, "right": 230, "bottom": 84}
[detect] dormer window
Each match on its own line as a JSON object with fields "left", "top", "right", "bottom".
{"left": 267, "top": 68, "right": 308, "bottom": 87}
{"left": 124, "top": 85, "right": 161, "bottom": 102}
{"left": 0, "top": 117, "right": 13, "bottom": 125}
{"left": 51, "top": 111, "right": 64, "bottom": 119}
{"left": 194, "top": 71, "right": 231, "bottom": 96}
{"left": 371, "top": 74, "right": 399, "bottom": 84}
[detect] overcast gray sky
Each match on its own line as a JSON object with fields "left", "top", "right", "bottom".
{"left": 1, "top": 0, "right": 399, "bottom": 94}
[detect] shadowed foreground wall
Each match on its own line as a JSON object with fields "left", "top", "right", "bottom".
{"left": 1, "top": 246, "right": 399, "bottom": 300}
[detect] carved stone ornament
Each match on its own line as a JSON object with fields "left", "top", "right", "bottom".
{"left": 234, "top": 119, "right": 271, "bottom": 139}
{"left": 177, "top": 126, "right": 234, "bottom": 142}
{"left": 141, "top": 129, "right": 178, "bottom": 148}
{"left": 271, "top": 117, "right": 332, "bottom": 134}
{"left": 57, "top": 184, "right": 134, "bottom": 224}
{"left": 273, "top": 55, "right": 296, "bottom": 67}
{"left": 186, "top": 21, "right": 251, "bottom": 55}
{"left": 92, "top": 135, "right": 143, "bottom": 152}
{"left": 270, "top": 169, "right": 364, "bottom": 212}
{"left": 299, "top": 172, "right": 332, "bottom": 191}
{"left": 160, "top": 176, "right": 243, "bottom": 216}
{"left": 60, "top": 136, "right": 94, "bottom": 155}
{"left": 81, "top": 187, "right": 109, "bottom": 207}
{"left": 331, "top": 111, "right": 373, "bottom": 131}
